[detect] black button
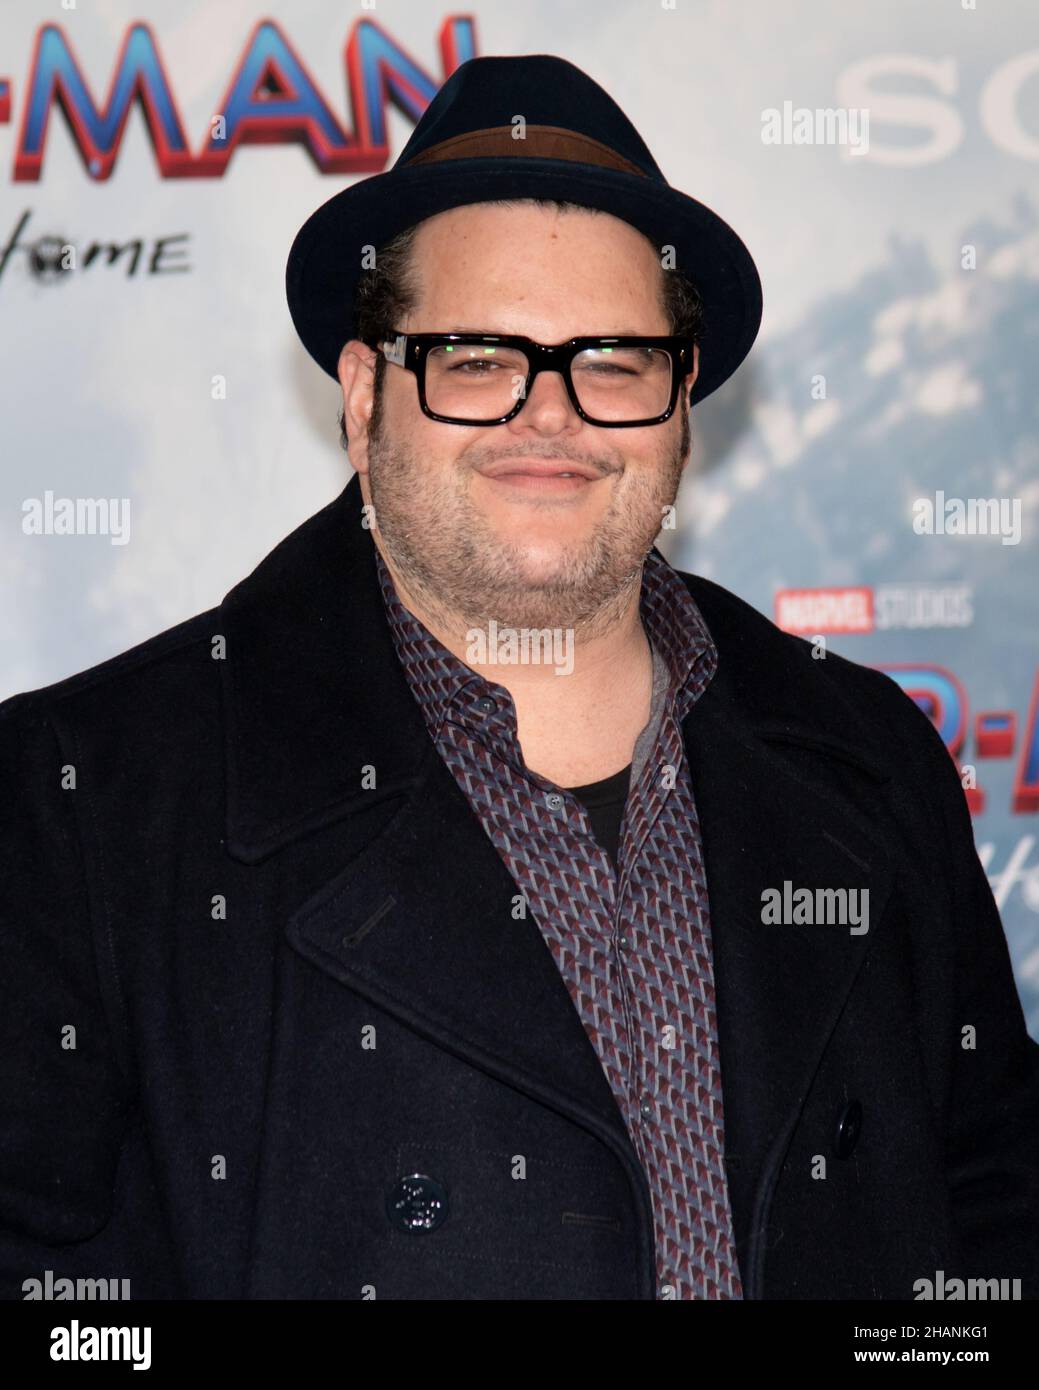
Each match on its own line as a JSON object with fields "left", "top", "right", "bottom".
{"left": 386, "top": 1174, "right": 449, "bottom": 1232}
{"left": 834, "top": 1099, "right": 863, "bottom": 1159}
{"left": 473, "top": 696, "right": 497, "bottom": 715}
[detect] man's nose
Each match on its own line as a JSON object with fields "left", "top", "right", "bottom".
{"left": 510, "top": 368, "right": 580, "bottom": 429}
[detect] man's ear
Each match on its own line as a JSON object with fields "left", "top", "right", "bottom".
{"left": 684, "top": 343, "right": 700, "bottom": 406}
{"left": 337, "top": 339, "right": 378, "bottom": 474}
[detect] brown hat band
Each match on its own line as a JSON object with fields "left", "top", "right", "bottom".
{"left": 400, "top": 123, "right": 648, "bottom": 177}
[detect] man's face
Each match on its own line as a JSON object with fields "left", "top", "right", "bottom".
{"left": 342, "top": 202, "right": 697, "bottom": 635}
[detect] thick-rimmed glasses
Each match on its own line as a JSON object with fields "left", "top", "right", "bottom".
{"left": 372, "top": 332, "right": 695, "bottom": 427}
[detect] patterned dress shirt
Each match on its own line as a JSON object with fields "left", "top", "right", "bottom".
{"left": 373, "top": 540, "right": 743, "bottom": 1299}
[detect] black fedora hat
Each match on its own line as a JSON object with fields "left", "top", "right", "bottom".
{"left": 286, "top": 53, "right": 761, "bottom": 407}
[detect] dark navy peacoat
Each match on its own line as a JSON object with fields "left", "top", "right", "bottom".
{"left": 3, "top": 472, "right": 1038, "bottom": 1299}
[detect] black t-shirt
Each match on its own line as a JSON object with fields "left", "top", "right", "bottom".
{"left": 564, "top": 763, "right": 632, "bottom": 870}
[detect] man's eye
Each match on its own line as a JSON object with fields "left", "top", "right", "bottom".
{"left": 578, "top": 361, "right": 637, "bottom": 378}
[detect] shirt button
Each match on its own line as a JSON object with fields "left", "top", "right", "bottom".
{"left": 473, "top": 695, "right": 497, "bottom": 714}
{"left": 545, "top": 792, "right": 564, "bottom": 812}
{"left": 617, "top": 934, "right": 631, "bottom": 950}
{"left": 639, "top": 1097, "right": 653, "bottom": 1120}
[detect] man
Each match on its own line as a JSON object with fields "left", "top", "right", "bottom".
{"left": 2, "top": 54, "right": 1037, "bottom": 1302}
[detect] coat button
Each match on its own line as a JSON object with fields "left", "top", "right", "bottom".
{"left": 386, "top": 1174, "right": 449, "bottom": 1232}
{"left": 834, "top": 1099, "right": 863, "bottom": 1158}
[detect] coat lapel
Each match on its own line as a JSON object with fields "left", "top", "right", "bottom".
{"left": 219, "top": 474, "right": 897, "bottom": 1299}
{"left": 282, "top": 738, "right": 656, "bottom": 1297}
{"left": 680, "top": 638, "right": 896, "bottom": 1297}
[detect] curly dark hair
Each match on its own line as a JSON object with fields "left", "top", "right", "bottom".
{"left": 338, "top": 198, "right": 705, "bottom": 451}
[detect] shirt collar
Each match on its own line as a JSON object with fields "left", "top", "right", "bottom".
{"left": 374, "top": 541, "right": 717, "bottom": 753}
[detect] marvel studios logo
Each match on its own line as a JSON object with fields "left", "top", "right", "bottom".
{"left": 775, "top": 584, "right": 973, "bottom": 635}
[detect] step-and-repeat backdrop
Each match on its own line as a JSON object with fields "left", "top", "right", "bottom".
{"left": 2, "top": 0, "right": 1037, "bottom": 1035}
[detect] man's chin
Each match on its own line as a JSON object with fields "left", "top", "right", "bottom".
{"left": 477, "top": 545, "right": 586, "bottom": 594}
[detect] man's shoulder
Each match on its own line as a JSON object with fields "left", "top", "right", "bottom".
{"left": 2, "top": 489, "right": 354, "bottom": 738}
{"left": 0, "top": 607, "right": 221, "bottom": 742}
{"left": 680, "top": 568, "right": 892, "bottom": 700}
{"left": 678, "top": 568, "right": 957, "bottom": 788}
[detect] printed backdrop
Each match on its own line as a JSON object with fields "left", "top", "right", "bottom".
{"left": 2, "top": 0, "right": 1037, "bottom": 1036}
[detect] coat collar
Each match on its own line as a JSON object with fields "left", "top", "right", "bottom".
{"left": 221, "top": 473, "right": 898, "bottom": 1297}
{"left": 219, "top": 473, "right": 430, "bottom": 863}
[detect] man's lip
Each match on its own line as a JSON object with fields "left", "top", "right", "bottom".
{"left": 476, "top": 460, "right": 604, "bottom": 481}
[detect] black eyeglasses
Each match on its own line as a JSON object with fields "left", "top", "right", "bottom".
{"left": 371, "top": 332, "right": 695, "bottom": 427}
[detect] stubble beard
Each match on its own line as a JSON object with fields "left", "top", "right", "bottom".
{"left": 365, "top": 403, "right": 690, "bottom": 640}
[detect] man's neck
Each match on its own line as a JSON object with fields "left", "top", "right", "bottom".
{"left": 376, "top": 540, "right": 656, "bottom": 788}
